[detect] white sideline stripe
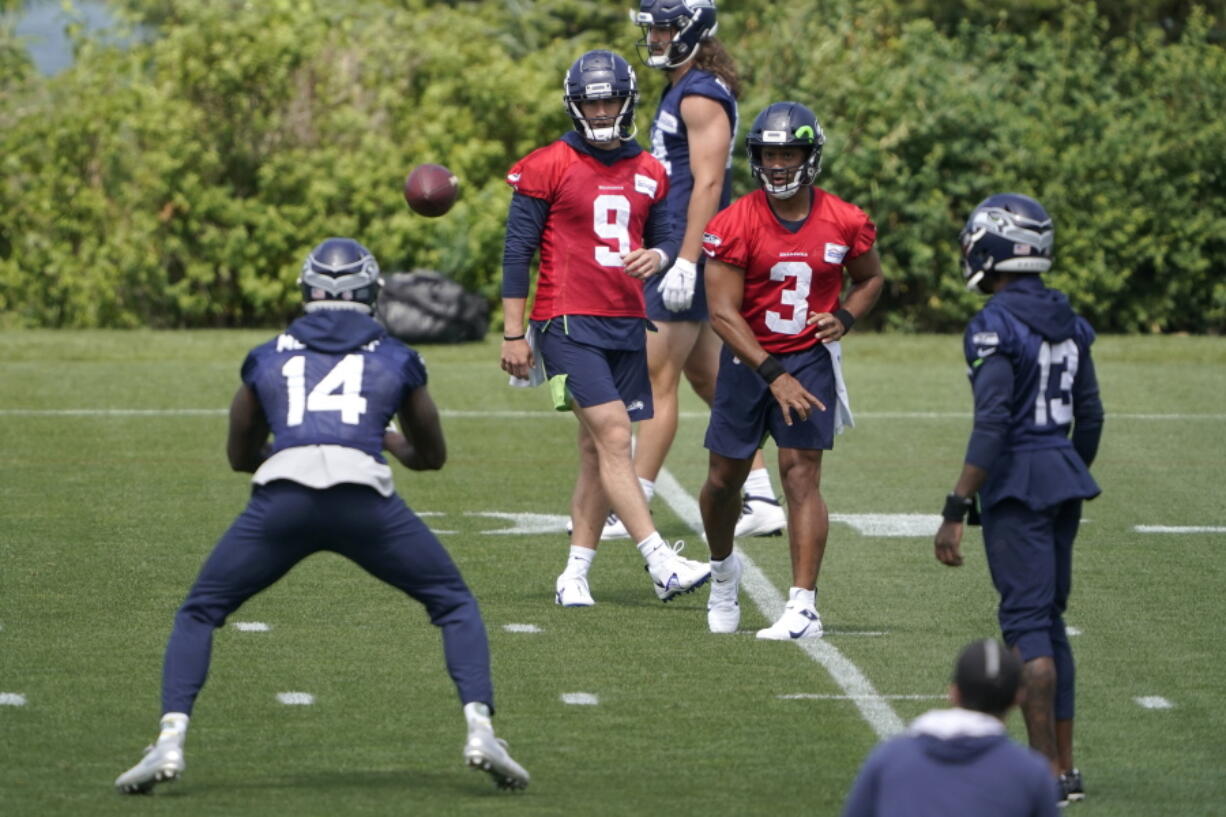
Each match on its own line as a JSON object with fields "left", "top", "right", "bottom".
{"left": 561, "top": 692, "right": 599, "bottom": 706}
{"left": 1134, "top": 525, "right": 1226, "bottom": 534}
{"left": 779, "top": 693, "right": 943, "bottom": 701}
{"left": 1065, "top": 626, "right": 1082, "bottom": 636}
{"left": 1134, "top": 696, "right": 1174, "bottom": 710}
{"left": 654, "top": 468, "right": 906, "bottom": 739}
{"left": 503, "top": 623, "right": 542, "bottom": 633}
{"left": 276, "top": 692, "right": 315, "bottom": 705}
{"left": 2, "top": 408, "right": 1223, "bottom": 421}
{"left": 233, "top": 621, "right": 271, "bottom": 632}
{"left": 826, "top": 630, "right": 890, "bottom": 637}
{"left": 0, "top": 693, "right": 27, "bottom": 706}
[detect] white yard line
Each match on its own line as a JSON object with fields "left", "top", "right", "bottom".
{"left": 653, "top": 468, "right": 906, "bottom": 740}
{"left": 1134, "top": 525, "right": 1226, "bottom": 534}
{"left": 3, "top": 408, "right": 1224, "bottom": 421}
{"left": 1134, "top": 696, "right": 1174, "bottom": 709}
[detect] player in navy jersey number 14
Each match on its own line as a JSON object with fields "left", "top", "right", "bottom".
{"left": 934, "top": 194, "right": 1103, "bottom": 806}
{"left": 115, "top": 238, "right": 528, "bottom": 795}
{"left": 698, "top": 102, "right": 884, "bottom": 638}
{"left": 500, "top": 50, "right": 711, "bottom": 608}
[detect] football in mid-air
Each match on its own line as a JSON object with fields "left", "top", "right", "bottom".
{"left": 403, "top": 163, "right": 459, "bottom": 217}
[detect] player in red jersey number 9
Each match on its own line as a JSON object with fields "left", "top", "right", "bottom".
{"left": 499, "top": 50, "right": 710, "bottom": 609}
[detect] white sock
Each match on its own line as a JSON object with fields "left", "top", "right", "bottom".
{"left": 639, "top": 477, "right": 655, "bottom": 503}
{"left": 563, "top": 546, "right": 596, "bottom": 578}
{"left": 711, "top": 552, "right": 739, "bottom": 579}
{"left": 157, "top": 712, "right": 189, "bottom": 746}
{"left": 463, "top": 701, "right": 493, "bottom": 733}
{"left": 636, "top": 532, "right": 669, "bottom": 568}
{"left": 744, "top": 468, "right": 775, "bottom": 499}
{"left": 787, "top": 586, "right": 816, "bottom": 609}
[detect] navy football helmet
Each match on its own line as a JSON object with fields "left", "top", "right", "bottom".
{"left": 746, "top": 101, "right": 825, "bottom": 200}
{"left": 298, "top": 237, "right": 382, "bottom": 310}
{"left": 960, "top": 193, "right": 1054, "bottom": 293}
{"left": 564, "top": 50, "right": 639, "bottom": 143}
{"left": 633, "top": 0, "right": 718, "bottom": 70}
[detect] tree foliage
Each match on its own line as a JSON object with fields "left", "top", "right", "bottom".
{"left": 1, "top": 0, "right": 1223, "bottom": 331}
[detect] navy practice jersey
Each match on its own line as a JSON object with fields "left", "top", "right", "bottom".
{"left": 964, "top": 276, "right": 1103, "bottom": 510}
{"left": 648, "top": 68, "right": 737, "bottom": 246}
{"left": 241, "top": 310, "right": 427, "bottom": 461}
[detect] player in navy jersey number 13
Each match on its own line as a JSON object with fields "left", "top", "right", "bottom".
{"left": 934, "top": 194, "right": 1104, "bottom": 806}
{"left": 500, "top": 50, "right": 711, "bottom": 608}
{"left": 115, "top": 238, "right": 528, "bottom": 795}
{"left": 698, "top": 102, "right": 884, "bottom": 638}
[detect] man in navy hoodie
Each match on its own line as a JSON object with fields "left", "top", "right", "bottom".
{"left": 841, "top": 639, "right": 1060, "bottom": 817}
{"left": 933, "top": 194, "right": 1104, "bottom": 806}
{"left": 115, "top": 238, "right": 529, "bottom": 794}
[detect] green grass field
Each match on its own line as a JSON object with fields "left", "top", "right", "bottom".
{"left": 2, "top": 331, "right": 1223, "bottom": 817}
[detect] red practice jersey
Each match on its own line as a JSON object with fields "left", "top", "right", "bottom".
{"left": 702, "top": 188, "right": 876, "bottom": 354}
{"left": 506, "top": 141, "right": 670, "bottom": 321}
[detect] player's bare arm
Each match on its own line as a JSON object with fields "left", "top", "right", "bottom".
{"left": 622, "top": 247, "right": 665, "bottom": 279}
{"left": 499, "top": 296, "right": 533, "bottom": 379}
{"left": 706, "top": 258, "right": 825, "bottom": 426}
{"left": 807, "top": 247, "right": 886, "bottom": 343}
{"left": 225, "top": 384, "right": 270, "bottom": 473}
{"left": 934, "top": 462, "right": 988, "bottom": 567}
{"left": 389, "top": 386, "right": 446, "bottom": 471}
{"left": 678, "top": 94, "right": 732, "bottom": 263}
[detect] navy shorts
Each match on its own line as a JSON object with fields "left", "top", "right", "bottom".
{"left": 705, "top": 343, "right": 836, "bottom": 459}
{"left": 981, "top": 497, "right": 1081, "bottom": 663}
{"left": 643, "top": 260, "right": 710, "bottom": 322}
{"left": 536, "top": 327, "right": 653, "bottom": 421}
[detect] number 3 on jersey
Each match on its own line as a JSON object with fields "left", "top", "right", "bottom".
{"left": 765, "top": 261, "right": 813, "bottom": 335}
{"left": 1035, "top": 339, "right": 1078, "bottom": 426}
{"left": 281, "top": 354, "right": 368, "bottom": 426}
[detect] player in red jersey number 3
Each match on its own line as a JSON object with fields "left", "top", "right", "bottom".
{"left": 698, "top": 102, "right": 884, "bottom": 638}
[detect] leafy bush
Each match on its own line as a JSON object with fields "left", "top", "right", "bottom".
{"left": 1, "top": 0, "right": 1222, "bottom": 331}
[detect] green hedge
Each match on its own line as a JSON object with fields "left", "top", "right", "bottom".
{"left": 1, "top": 0, "right": 1222, "bottom": 331}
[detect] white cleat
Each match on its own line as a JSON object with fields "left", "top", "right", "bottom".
{"left": 463, "top": 729, "right": 530, "bottom": 791}
{"left": 555, "top": 573, "right": 594, "bottom": 607}
{"left": 647, "top": 541, "right": 711, "bottom": 602}
{"left": 707, "top": 553, "right": 743, "bottom": 634}
{"left": 115, "top": 743, "right": 185, "bottom": 794}
{"left": 566, "top": 512, "right": 631, "bottom": 541}
{"left": 756, "top": 604, "right": 823, "bottom": 641}
{"left": 735, "top": 494, "right": 786, "bottom": 538}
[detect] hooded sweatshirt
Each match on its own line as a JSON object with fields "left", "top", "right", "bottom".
{"left": 840, "top": 708, "right": 1059, "bottom": 817}
{"left": 962, "top": 276, "right": 1104, "bottom": 511}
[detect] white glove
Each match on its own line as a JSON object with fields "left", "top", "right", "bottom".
{"left": 657, "top": 257, "right": 697, "bottom": 312}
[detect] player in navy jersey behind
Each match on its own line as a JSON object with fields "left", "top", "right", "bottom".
{"left": 500, "top": 50, "right": 710, "bottom": 608}
{"left": 698, "top": 102, "right": 884, "bottom": 638}
{"left": 934, "top": 193, "right": 1104, "bottom": 806}
{"left": 115, "top": 238, "right": 529, "bottom": 795}
{"left": 617, "top": 0, "right": 786, "bottom": 543}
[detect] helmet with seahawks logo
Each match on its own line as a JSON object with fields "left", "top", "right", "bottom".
{"left": 564, "top": 50, "right": 639, "bottom": 143}
{"left": 745, "top": 101, "right": 825, "bottom": 200}
{"left": 960, "top": 193, "right": 1054, "bottom": 293}
{"left": 299, "top": 237, "right": 382, "bottom": 310}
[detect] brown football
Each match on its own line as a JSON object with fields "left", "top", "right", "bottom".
{"left": 403, "top": 163, "right": 459, "bottom": 217}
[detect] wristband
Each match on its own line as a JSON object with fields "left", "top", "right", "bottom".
{"left": 756, "top": 356, "right": 786, "bottom": 385}
{"left": 503, "top": 334, "right": 526, "bottom": 341}
{"left": 942, "top": 492, "right": 973, "bottom": 523}
{"left": 833, "top": 308, "right": 856, "bottom": 332}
